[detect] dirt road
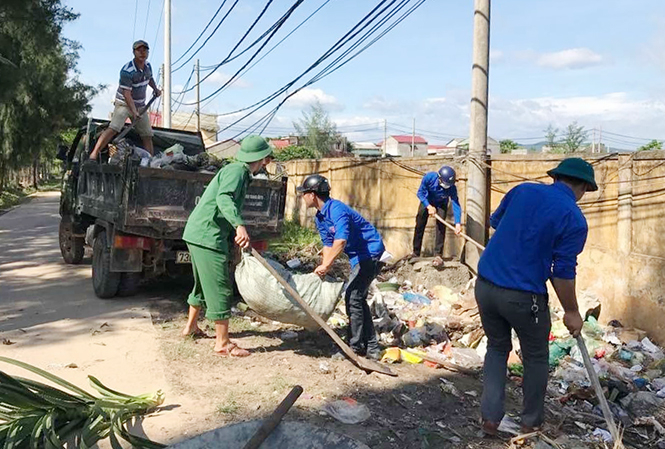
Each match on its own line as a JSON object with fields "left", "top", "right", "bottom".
{"left": 0, "top": 192, "right": 204, "bottom": 443}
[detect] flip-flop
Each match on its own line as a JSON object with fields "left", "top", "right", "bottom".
{"left": 213, "top": 343, "right": 250, "bottom": 357}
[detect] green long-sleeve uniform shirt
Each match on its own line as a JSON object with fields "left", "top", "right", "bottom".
{"left": 183, "top": 162, "right": 250, "bottom": 253}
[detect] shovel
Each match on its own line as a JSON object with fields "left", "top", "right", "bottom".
{"left": 432, "top": 214, "right": 485, "bottom": 251}
{"left": 242, "top": 385, "right": 303, "bottom": 449}
{"left": 112, "top": 94, "right": 159, "bottom": 143}
{"left": 576, "top": 335, "right": 622, "bottom": 443}
{"left": 250, "top": 248, "right": 396, "bottom": 377}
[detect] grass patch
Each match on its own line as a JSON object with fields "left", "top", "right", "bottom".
{"left": 227, "top": 316, "right": 256, "bottom": 333}
{"left": 0, "top": 178, "right": 61, "bottom": 210}
{"left": 216, "top": 393, "right": 240, "bottom": 416}
{"left": 162, "top": 339, "right": 198, "bottom": 361}
{"left": 269, "top": 220, "right": 321, "bottom": 254}
{"left": 269, "top": 375, "right": 293, "bottom": 393}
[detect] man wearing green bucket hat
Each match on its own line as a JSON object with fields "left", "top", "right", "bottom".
{"left": 181, "top": 135, "right": 273, "bottom": 357}
{"left": 475, "top": 157, "right": 597, "bottom": 435}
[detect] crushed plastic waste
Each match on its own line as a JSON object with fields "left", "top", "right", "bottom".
{"left": 321, "top": 398, "right": 371, "bottom": 424}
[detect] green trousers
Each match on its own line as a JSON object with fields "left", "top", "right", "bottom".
{"left": 186, "top": 243, "right": 232, "bottom": 321}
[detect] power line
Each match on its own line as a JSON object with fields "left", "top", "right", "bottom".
{"left": 171, "top": 0, "right": 229, "bottom": 67}
{"left": 152, "top": 0, "right": 165, "bottom": 53}
{"left": 239, "top": 0, "right": 428, "bottom": 139}
{"left": 198, "top": 0, "right": 333, "bottom": 105}
{"left": 132, "top": 0, "right": 139, "bottom": 41}
{"left": 184, "top": 0, "right": 304, "bottom": 104}
{"left": 142, "top": 0, "right": 152, "bottom": 38}
{"left": 172, "top": 0, "right": 242, "bottom": 73}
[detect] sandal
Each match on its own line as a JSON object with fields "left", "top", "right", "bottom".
{"left": 214, "top": 342, "right": 250, "bottom": 357}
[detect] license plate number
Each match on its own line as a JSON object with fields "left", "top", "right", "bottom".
{"left": 176, "top": 251, "right": 191, "bottom": 264}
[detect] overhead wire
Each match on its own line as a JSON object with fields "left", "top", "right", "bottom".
{"left": 198, "top": 0, "right": 333, "bottom": 106}
{"left": 151, "top": 0, "right": 165, "bottom": 53}
{"left": 142, "top": 0, "right": 152, "bottom": 39}
{"left": 245, "top": 0, "right": 427, "bottom": 138}
{"left": 171, "top": 0, "right": 230, "bottom": 68}
{"left": 132, "top": 0, "right": 139, "bottom": 41}
{"left": 212, "top": 0, "right": 409, "bottom": 134}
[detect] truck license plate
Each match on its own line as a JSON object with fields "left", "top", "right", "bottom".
{"left": 176, "top": 251, "right": 191, "bottom": 264}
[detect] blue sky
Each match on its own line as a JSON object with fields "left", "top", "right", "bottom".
{"left": 63, "top": 0, "right": 665, "bottom": 148}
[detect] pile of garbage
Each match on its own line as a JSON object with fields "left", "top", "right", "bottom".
{"left": 108, "top": 140, "right": 226, "bottom": 173}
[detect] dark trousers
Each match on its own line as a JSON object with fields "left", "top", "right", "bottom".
{"left": 475, "top": 277, "right": 551, "bottom": 428}
{"left": 345, "top": 258, "right": 383, "bottom": 354}
{"left": 412, "top": 201, "right": 448, "bottom": 257}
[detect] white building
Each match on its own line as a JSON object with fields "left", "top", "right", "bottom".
{"left": 381, "top": 135, "right": 428, "bottom": 157}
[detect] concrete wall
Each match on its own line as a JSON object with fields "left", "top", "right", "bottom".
{"left": 280, "top": 152, "right": 665, "bottom": 343}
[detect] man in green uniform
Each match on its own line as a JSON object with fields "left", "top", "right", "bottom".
{"left": 181, "top": 136, "right": 273, "bottom": 357}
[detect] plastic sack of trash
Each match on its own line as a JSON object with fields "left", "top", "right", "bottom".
{"left": 234, "top": 253, "right": 344, "bottom": 330}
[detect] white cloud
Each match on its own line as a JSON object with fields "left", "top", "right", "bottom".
{"left": 490, "top": 49, "right": 504, "bottom": 63}
{"left": 536, "top": 47, "right": 603, "bottom": 70}
{"left": 286, "top": 87, "right": 343, "bottom": 111}
{"left": 206, "top": 72, "right": 251, "bottom": 89}
{"left": 362, "top": 96, "right": 405, "bottom": 113}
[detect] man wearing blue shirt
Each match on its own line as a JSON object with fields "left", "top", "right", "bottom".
{"left": 413, "top": 166, "right": 462, "bottom": 265}
{"left": 297, "top": 174, "right": 385, "bottom": 360}
{"left": 476, "top": 158, "right": 597, "bottom": 435}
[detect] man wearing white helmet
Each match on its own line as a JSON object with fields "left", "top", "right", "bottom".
{"left": 412, "top": 165, "right": 462, "bottom": 265}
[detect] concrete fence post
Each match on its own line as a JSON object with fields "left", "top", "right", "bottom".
{"left": 617, "top": 154, "right": 633, "bottom": 255}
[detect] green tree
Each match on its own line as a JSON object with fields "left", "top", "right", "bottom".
{"left": 293, "top": 101, "right": 338, "bottom": 157}
{"left": 0, "top": 0, "right": 99, "bottom": 191}
{"left": 499, "top": 139, "right": 519, "bottom": 154}
{"left": 637, "top": 139, "right": 662, "bottom": 152}
{"left": 561, "top": 121, "right": 588, "bottom": 154}
{"left": 544, "top": 124, "right": 560, "bottom": 152}
{"left": 273, "top": 145, "right": 318, "bottom": 161}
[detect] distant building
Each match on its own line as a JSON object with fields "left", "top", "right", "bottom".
{"left": 381, "top": 135, "right": 428, "bottom": 157}
{"left": 206, "top": 139, "right": 240, "bottom": 159}
{"left": 510, "top": 148, "right": 528, "bottom": 155}
{"left": 149, "top": 111, "right": 219, "bottom": 147}
{"left": 352, "top": 141, "right": 382, "bottom": 157}
{"left": 427, "top": 144, "right": 456, "bottom": 156}
{"left": 445, "top": 136, "right": 500, "bottom": 155}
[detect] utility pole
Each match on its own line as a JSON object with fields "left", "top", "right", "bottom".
{"left": 465, "top": 0, "right": 491, "bottom": 269}
{"left": 411, "top": 117, "right": 416, "bottom": 157}
{"left": 196, "top": 59, "right": 201, "bottom": 132}
{"left": 592, "top": 128, "right": 596, "bottom": 153}
{"left": 383, "top": 119, "right": 387, "bottom": 157}
{"left": 599, "top": 126, "right": 602, "bottom": 153}
{"left": 163, "top": 0, "right": 172, "bottom": 128}
{"left": 160, "top": 64, "right": 165, "bottom": 126}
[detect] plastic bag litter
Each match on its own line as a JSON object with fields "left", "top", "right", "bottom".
{"left": 234, "top": 253, "right": 344, "bottom": 330}
{"left": 322, "top": 399, "right": 370, "bottom": 424}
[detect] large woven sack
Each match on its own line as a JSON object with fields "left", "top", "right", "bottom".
{"left": 235, "top": 254, "right": 344, "bottom": 330}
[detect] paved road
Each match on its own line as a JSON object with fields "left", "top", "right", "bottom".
{"left": 0, "top": 192, "right": 197, "bottom": 443}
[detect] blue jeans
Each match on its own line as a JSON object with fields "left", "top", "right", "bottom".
{"left": 475, "top": 277, "right": 551, "bottom": 427}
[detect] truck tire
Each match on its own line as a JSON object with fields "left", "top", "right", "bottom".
{"left": 117, "top": 272, "right": 141, "bottom": 297}
{"left": 59, "top": 216, "right": 84, "bottom": 264}
{"left": 92, "top": 230, "right": 120, "bottom": 299}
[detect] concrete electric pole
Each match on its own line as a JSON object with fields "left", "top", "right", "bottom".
{"left": 465, "top": 0, "right": 491, "bottom": 269}
{"left": 163, "top": 0, "right": 172, "bottom": 128}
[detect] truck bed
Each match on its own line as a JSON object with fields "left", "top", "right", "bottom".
{"left": 78, "top": 161, "right": 286, "bottom": 240}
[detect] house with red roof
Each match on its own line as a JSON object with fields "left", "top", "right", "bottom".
{"left": 380, "top": 135, "right": 428, "bottom": 157}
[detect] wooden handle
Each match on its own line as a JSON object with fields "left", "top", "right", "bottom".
{"left": 432, "top": 214, "right": 485, "bottom": 251}
{"left": 242, "top": 385, "right": 303, "bottom": 449}
{"left": 576, "top": 335, "right": 621, "bottom": 442}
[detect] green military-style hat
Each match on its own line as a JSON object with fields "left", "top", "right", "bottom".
{"left": 547, "top": 157, "right": 598, "bottom": 192}
{"left": 235, "top": 135, "right": 273, "bottom": 163}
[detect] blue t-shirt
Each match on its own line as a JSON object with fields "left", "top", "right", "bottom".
{"left": 315, "top": 199, "right": 385, "bottom": 267}
{"left": 478, "top": 182, "right": 588, "bottom": 295}
{"left": 416, "top": 172, "right": 462, "bottom": 223}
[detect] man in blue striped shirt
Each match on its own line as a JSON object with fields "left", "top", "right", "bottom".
{"left": 476, "top": 158, "right": 597, "bottom": 436}
{"left": 89, "top": 40, "right": 161, "bottom": 161}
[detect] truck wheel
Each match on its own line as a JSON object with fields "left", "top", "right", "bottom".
{"left": 117, "top": 272, "right": 141, "bottom": 297}
{"left": 59, "top": 216, "right": 84, "bottom": 264}
{"left": 92, "top": 230, "right": 120, "bottom": 299}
